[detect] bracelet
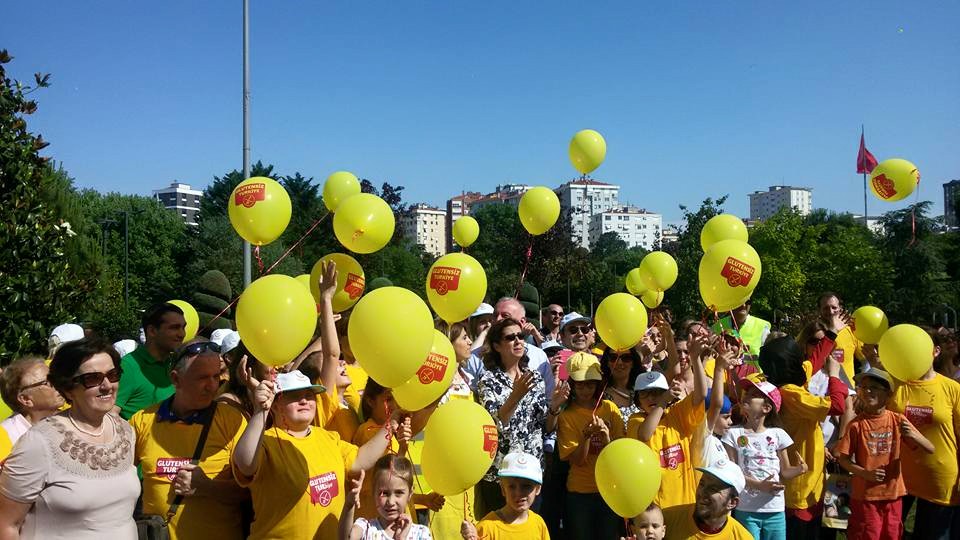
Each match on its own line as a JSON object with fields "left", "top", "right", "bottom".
{"left": 548, "top": 407, "right": 561, "bottom": 416}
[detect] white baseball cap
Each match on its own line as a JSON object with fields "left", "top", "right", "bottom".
{"left": 275, "top": 370, "right": 326, "bottom": 394}
{"left": 220, "top": 331, "right": 241, "bottom": 355}
{"left": 560, "top": 312, "right": 591, "bottom": 332}
{"left": 113, "top": 339, "right": 137, "bottom": 357}
{"left": 498, "top": 451, "right": 542, "bottom": 484}
{"left": 697, "top": 458, "right": 746, "bottom": 494}
{"left": 634, "top": 371, "right": 669, "bottom": 392}
{"left": 49, "top": 323, "right": 85, "bottom": 352}
{"left": 210, "top": 328, "right": 232, "bottom": 346}
{"left": 470, "top": 303, "right": 494, "bottom": 318}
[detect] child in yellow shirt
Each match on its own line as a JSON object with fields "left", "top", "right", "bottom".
{"left": 557, "top": 351, "right": 624, "bottom": 540}
{"left": 460, "top": 451, "right": 550, "bottom": 540}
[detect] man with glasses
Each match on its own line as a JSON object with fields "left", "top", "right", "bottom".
{"left": 540, "top": 304, "right": 564, "bottom": 344}
{"left": 131, "top": 338, "right": 248, "bottom": 540}
{"left": 116, "top": 302, "right": 187, "bottom": 419}
{"left": 560, "top": 312, "right": 593, "bottom": 353}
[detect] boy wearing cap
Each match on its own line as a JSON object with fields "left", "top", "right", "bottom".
{"left": 661, "top": 459, "right": 754, "bottom": 539}
{"left": 557, "top": 352, "right": 623, "bottom": 539}
{"left": 835, "top": 368, "right": 934, "bottom": 540}
{"left": 460, "top": 451, "right": 549, "bottom": 540}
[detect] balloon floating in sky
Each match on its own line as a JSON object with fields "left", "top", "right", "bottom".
{"left": 569, "top": 129, "right": 607, "bottom": 175}
{"left": 869, "top": 158, "right": 920, "bottom": 202}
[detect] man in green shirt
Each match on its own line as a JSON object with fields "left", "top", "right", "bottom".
{"left": 115, "top": 303, "right": 186, "bottom": 419}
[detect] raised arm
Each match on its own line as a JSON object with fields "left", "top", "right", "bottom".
{"left": 317, "top": 261, "right": 342, "bottom": 393}
{"left": 233, "top": 357, "right": 275, "bottom": 479}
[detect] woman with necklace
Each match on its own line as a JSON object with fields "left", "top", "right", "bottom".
{"left": 0, "top": 337, "right": 139, "bottom": 539}
{"left": 600, "top": 348, "right": 643, "bottom": 430}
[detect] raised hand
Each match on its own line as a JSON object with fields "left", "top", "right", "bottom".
{"left": 460, "top": 520, "right": 478, "bottom": 540}
{"left": 510, "top": 371, "right": 536, "bottom": 401}
{"left": 550, "top": 380, "right": 570, "bottom": 409}
{"left": 318, "top": 260, "right": 338, "bottom": 301}
{"left": 345, "top": 469, "right": 364, "bottom": 509}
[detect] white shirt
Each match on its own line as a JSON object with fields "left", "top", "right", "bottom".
{"left": 722, "top": 427, "right": 794, "bottom": 512}
{"left": 0, "top": 414, "right": 31, "bottom": 447}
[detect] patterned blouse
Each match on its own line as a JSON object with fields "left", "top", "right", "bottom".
{"left": 477, "top": 365, "right": 548, "bottom": 482}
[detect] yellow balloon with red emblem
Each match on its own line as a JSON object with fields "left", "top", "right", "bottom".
{"left": 309, "top": 253, "right": 365, "bottom": 313}
{"left": 392, "top": 330, "right": 457, "bottom": 411}
{"left": 699, "top": 239, "right": 762, "bottom": 312}
{"left": 421, "top": 400, "right": 498, "bottom": 496}
{"left": 426, "top": 253, "right": 487, "bottom": 323}
{"left": 870, "top": 158, "right": 920, "bottom": 202}
{"left": 227, "top": 177, "right": 292, "bottom": 246}
{"left": 235, "top": 275, "right": 318, "bottom": 367}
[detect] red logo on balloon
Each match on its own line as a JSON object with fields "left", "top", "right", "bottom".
{"left": 343, "top": 273, "right": 365, "bottom": 300}
{"left": 429, "top": 267, "right": 462, "bottom": 296}
{"left": 416, "top": 352, "right": 448, "bottom": 385}
{"left": 720, "top": 257, "right": 755, "bottom": 287}
{"left": 234, "top": 183, "right": 266, "bottom": 208}
{"left": 872, "top": 174, "right": 897, "bottom": 200}
{"left": 482, "top": 425, "right": 499, "bottom": 458}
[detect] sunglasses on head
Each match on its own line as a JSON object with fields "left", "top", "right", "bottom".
{"left": 72, "top": 368, "right": 123, "bottom": 389}
{"left": 500, "top": 332, "right": 524, "bottom": 343}
{"left": 178, "top": 341, "right": 221, "bottom": 360}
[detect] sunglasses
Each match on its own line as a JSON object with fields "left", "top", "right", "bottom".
{"left": 565, "top": 325, "right": 590, "bottom": 335}
{"left": 178, "top": 341, "right": 221, "bottom": 360}
{"left": 19, "top": 379, "right": 51, "bottom": 392}
{"left": 608, "top": 355, "right": 632, "bottom": 364}
{"left": 72, "top": 368, "right": 123, "bottom": 389}
{"left": 500, "top": 332, "right": 525, "bottom": 343}
{"left": 549, "top": 311, "right": 563, "bottom": 317}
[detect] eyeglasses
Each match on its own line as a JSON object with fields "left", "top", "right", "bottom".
{"left": 500, "top": 333, "right": 524, "bottom": 343}
{"left": 608, "top": 355, "right": 632, "bottom": 365}
{"left": 178, "top": 341, "right": 221, "bottom": 360}
{"left": 565, "top": 325, "right": 590, "bottom": 335}
{"left": 19, "top": 379, "right": 51, "bottom": 392}
{"left": 72, "top": 368, "right": 123, "bottom": 389}
{"left": 549, "top": 311, "right": 563, "bottom": 317}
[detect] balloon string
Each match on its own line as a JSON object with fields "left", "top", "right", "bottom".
{"left": 198, "top": 212, "right": 330, "bottom": 334}
{"left": 593, "top": 382, "right": 608, "bottom": 414}
{"left": 254, "top": 246, "right": 264, "bottom": 275}
{"left": 513, "top": 240, "right": 534, "bottom": 298}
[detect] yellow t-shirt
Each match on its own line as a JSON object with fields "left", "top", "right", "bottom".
{"left": 343, "top": 363, "right": 368, "bottom": 417}
{"left": 0, "top": 426, "right": 12, "bottom": 465}
{"left": 778, "top": 384, "right": 830, "bottom": 510}
{"left": 832, "top": 327, "right": 862, "bottom": 387}
{"left": 476, "top": 510, "right": 550, "bottom": 540}
{"left": 315, "top": 386, "right": 359, "bottom": 443}
{"left": 662, "top": 505, "right": 754, "bottom": 540}
{"left": 234, "top": 426, "right": 359, "bottom": 539}
{"left": 889, "top": 373, "right": 960, "bottom": 506}
{"left": 628, "top": 395, "right": 704, "bottom": 510}
{"left": 131, "top": 402, "right": 248, "bottom": 540}
{"left": 351, "top": 419, "right": 401, "bottom": 521}
{"left": 558, "top": 400, "right": 624, "bottom": 493}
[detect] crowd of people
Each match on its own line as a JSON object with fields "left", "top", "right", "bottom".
{"left": 0, "top": 261, "right": 957, "bottom": 540}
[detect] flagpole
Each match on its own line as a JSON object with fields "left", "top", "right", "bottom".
{"left": 862, "top": 124, "right": 868, "bottom": 228}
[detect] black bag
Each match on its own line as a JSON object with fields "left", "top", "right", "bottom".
{"left": 135, "top": 404, "right": 216, "bottom": 540}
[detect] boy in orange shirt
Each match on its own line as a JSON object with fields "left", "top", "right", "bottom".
{"left": 835, "top": 368, "right": 933, "bottom": 540}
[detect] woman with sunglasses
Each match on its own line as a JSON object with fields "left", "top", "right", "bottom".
{"left": 600, "top": 348, "right": 643, "bottom": 431}
{"left": 0, "top": 337, "right": 138, "bottom": 539}
{"left": 475, "top": 318, "right": 567, "bottom": 519}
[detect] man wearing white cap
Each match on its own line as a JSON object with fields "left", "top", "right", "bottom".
{"left": 48, "top": 323, "right": 85, "bottom": 358}
{"left": 662, "top": 458, "right": 753, "bottom": 539}
{"left": 559, "top": 312, "right": 593, "bottom": 353}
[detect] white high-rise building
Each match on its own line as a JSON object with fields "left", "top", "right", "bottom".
{"left": 400, "top": 203, "right": 447, "bottom": 257}
{"left": 153, "top": 182, "right": 202, "bottom": 226}
{"left": 555, "top": 179, "right": 620, "bottom": 248}
{"left": 748, "top": 186, "right": 813, "bottom": 221}
{"left": 589, "top": 206, "right": 662, "bottom": 250}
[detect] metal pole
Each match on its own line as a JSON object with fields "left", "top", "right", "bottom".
{"left": 123, "top": 211, "right": 130, "bottom": 308}
{"left": 242, "top": 0, "right": 252, "bottom": 288}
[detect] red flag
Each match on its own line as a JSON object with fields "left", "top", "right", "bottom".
{"left": 857, "top": 133, "right": 878, "bottom": 174}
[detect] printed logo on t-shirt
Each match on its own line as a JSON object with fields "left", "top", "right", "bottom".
{"left": 737, "top": 435, "right": 749, "bottom": 447}
{"left": 831, "top": 348, "right": 845, "bottom": 363}
{"left": 659, "top": 443, "right": 686, "bottom": 470}
{"left": 309, "top": 471, "right": 339, "bottom": 507}
{"left": 156, "top": 457, "right": 192, "bottom": 480}
{"left": 588, "top": 433, "right": 604, "bottom": 455}
{"left": 429, "top": 267, "right": 462, "bottom": 295}
{"left": 904, "top": 405, "right": 933, "bottom": 429}
{"left": 866, "top": 429, "right": 893, "bottom": 456}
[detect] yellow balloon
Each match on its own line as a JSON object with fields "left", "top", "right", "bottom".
{"left": 638, "top": 251, "right": 678, "bottom": 292}
{"left": 348, "top": 286, "right": 434, "bottom": 387}
{"left": 422, "top": 400, "right": 498, "bottom": 496}
{"left": 569, "top": 129, "right": 607, "bottom": 175}
{"left": 452, "top": 216, "right": 480, "bottom": 248}
{"left": 625, "top": 268, "right": 647, "bottom": 296}
{"left": 333, "top": 193, "right": 396, "bottom": 254}
{"left": 701, "top": 214, "right": 748, "bottom": 252}
{"left": 227, "top": 177, "right": 292, "bottom": 246}
{"left": 236, "top": 275, "right": 318, "bottom": 367}
{"left": 596, "top": 438, "right": 662, "bottom": 518}
{"left": 518, "top": 187, "right": 560, "bottom": 236}
{"left": 878, "top": 324, "right": 934, "bottom": 382}
{"left": 168, "top": 300, "right": 199, "bottom": 342}
{"left": 870, "top": 158, "right": 920, "bottom": 202}
{"left": 699, "top": 240, "right": 762, "bottom": 312}
{"left": 294, "top": 274, "right": 312, "bottom": 291}
{"left": 851, "top": 306, "right": 889, "bottom": 345}
{"left": 594, "top": 293, "right": 648, "bottom": 352}
{"left": 309, "top": 253, "right": 365, "bottom": 313}
{"left": 641, "top": 290, "right": 663, "bottom": 309}
{"left": 393, "top": 330, "right": 457, "bottom": 411}
{"left": 426, "top": 253, "right": 487, "bottom": 323}
{"left": 323, "top": 171, "right": 361, "bottom": 212}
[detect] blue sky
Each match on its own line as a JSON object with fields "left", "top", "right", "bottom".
{"left": 4, "top": 1, "right": 958, "bottom": 223}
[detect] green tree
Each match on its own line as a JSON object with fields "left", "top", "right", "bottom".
{"left": 878, "top": 202, "right": 947, "bottom": 323}
{"left": 749, "top": 209, "right": 809, "bottom": 320}
{"left": 0, "top": 52, "right": 98, "bottom": 361}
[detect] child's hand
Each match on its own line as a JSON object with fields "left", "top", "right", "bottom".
{"left": 825, "top": 354, "right": 841, "bottom": 378}
{"left": 795, "top": 450, "right": 808, "bottom": 474}
{"left": 658, "top": 382, "right": 683, "bottom": 408}
{"left": 460, "top": 520, "right": 478, "bottom": 540}
{"left": 345, "top": 469, "right": 364, "bottom": 509}
{"left": 900, "top": 417, "right": 922, "bottom": 442}
{"left": 757, "top": 479, "right": 785, "bottom": 493}
{"left": 861, "top": 468, "right": 886, "bottom": 483}
{"left": 595, "top": 416, "right": 611, "bottom": 444}
{"left": 392, "top": 415, "right": 413, "bottom": 445}
{"left": 387, "top": 514, "right": 411, "bottom": 540}
{"left": 318, "top": 260, "right": 339, "bottom": 301}
{"left": 418, "top": 492, "right": 445, "bottom": 511}
{"left": 551, "top": 380, "right": 570, "bottom": 409}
